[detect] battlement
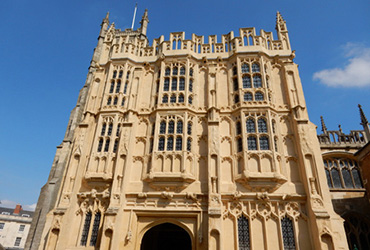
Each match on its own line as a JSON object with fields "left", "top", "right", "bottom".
{"left": 101, "top": 11, "right": 291, "bottom": 60}
{"left": 318, "top": 130, "right": 367, "bottom": 149}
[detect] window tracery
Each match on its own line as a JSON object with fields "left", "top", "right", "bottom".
{"left": 156, "top": 116, "right": 187, "bottom": 152}
{"left": 245, "top": 114, "right": 270, "bottom": 151}
{"left": 324, "top": 157, "right": 363, "bottom": 189}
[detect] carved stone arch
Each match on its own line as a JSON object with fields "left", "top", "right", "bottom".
{"left": 133, "top": 156, "right": 144, "bottom": 163}
{"left": 283, "top": 202, "right": 301, "bottom": 221}
{"left": 103, "top": 116, "right": 114, "bottom": 123}
{"left": 139, "top": 117, "right": 150, "bottom": 125}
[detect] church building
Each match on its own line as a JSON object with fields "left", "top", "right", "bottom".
{"left": 26, "top": 10, "right": 352, "bottom": 250}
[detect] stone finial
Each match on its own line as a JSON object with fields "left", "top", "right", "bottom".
{"left": 320, "top": 116, "right": 327, "bottom": 134}
{"left": 140, "top": 9, "right": 149, "bottom": 36}
{"left": 275, "top": 11, "right": 287, "bottom": 32}
{"left": 358, "top": 104, "right": 368, "bottom": 125}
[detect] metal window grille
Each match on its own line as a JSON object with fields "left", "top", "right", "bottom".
{"left": 80, "top": 212, "right": 92, "bottom": 246}
{"left": 281, "top": 217, "right": 296, "bottom": 250}
{"left": 172, "top": 67, "right": 178, "bottom": 75}
{"left": 258, "top": 119, "right": 267, "bottom": 133}
{"left": 238, "top": 216, "right": 250, "bottom": 250}
{"left": 253, "top": 75, "right": 262, "bottom": 88}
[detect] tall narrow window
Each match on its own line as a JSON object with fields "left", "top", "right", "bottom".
{"left": 237, "top": 138, "right": 243, "bottom": 152}
{"left": 107, "top": 123, "right": 113, "bottom": 136}
{"left": 89, "top": 212, "right": 101, "bottom": 246}
{"left": 189, "top": 79, "right": 193, "bottom": 92}
{"left": 246, "top": 119, "right": 256, "bottom": 133}
{"left": 260, "top": 136, "right": 269, "bottom": 150}
{"left": 258, "top": 118, "right": 268, "bottom": 133}
{"left": 115, "top": 80, "right": 121, "bottom": 93}
{"left": 97, "top": 139, "right": 103, "bottom": 152}
{"left": 188, "top": 96, "right": 193, "bottom": 105}
{"left": 253, "top": 75, "right": 262, "bottom": 88}
{"left": 158, "top": 137, "right": 165, "bottom": 151}
{"left": 236, "top": 122, "right": 242, "bottom": 135}
{"left": 164, "top": 78, "right": 170, "bottom": 91}
{"left": 104, "top": 139, "right": 110, "bottom": 152}
{"left": 187, "top": 138, "right": 191, "bottom": 151}
{"left": 113, "top": 139, "right": 118, "bottom": 153}
{"left": 160, "top": 121, "right": 166, "bottom": 134}
{"left": 113, "top": 97, "right": 118, "bottom": 105}
{"left": 238, "top": 216, "right": 250, "bottom": 250}
{"left": 124, "top": 83, "right": 128, "bottom": 94}
{"left": 234, "top": 94, "right": 240, "bottom": 104}
{"left": 168, "top": 121, "right": 175, "bottom": 134}
{"left": 189, "top": 68, "right": 193, "bottom": 77}
{"left": 171, "top": 78, "right": 177, "bottom": 91}
{"left": 112, "top": 71, "right": 117, "bottom": 78}
{"left": 179, "top": 78, "right": 185, "bottom": 90}
{"left": 172, "top": 67, "right": 178, "bottom": 75}
{"left": 187, "top": 122, "right": 192, "bottom": 135}
{"left": 165, "top": 67, "right": 170, "bottom": 76}
{"left": 162, "top": 95, "right": 169, "bottom": 103}
{"left": 242, "top": 76, "right": 252, "bottom": 88}
{"left": 233, "top": 78, "right": 239, "bottom": 91}
{"left": 14, "top": 237, "right": 22, "bottom": 247}
{"left": 176, "top": 137, "right": 182, "bottom": 151}
{"left": 177, "top": 121, "right": 183, "bottom": 134}
{"left": 247, "top": 136, "right": 257, "bottom": 150}
{"left": 167, "top": 136, "right": 174, "bottom": 150}
{"left": 107, "top": 97, "right": 112, "bottom": 105}
{"left": 109, "top": 81, "right": 115, "bottom": 93}
{"left": 121, "top": 97, "right": 125, "bottom": 106}
{"left": 281, "top": 217, "right": 296, "bottom": 250}
{"left": 116, "top": 124, "right": 121, "bottom": 136}
{"left": 170, "top": 94, "right": 176, "bottom": 103}
{"left": 178, "top": 94, "right": 184, "bottom": 103}
{"left": 80, "top": 212, "right": 92, "bottom": 246}
{"left": 118, "top": 70, "right": 123, "bottom": 78}
{"left": 101, "top": 123, "right": 107, "bottom": 136}
{"left": 233, "top": 66, "right": 237, "bottom": 76}
{"left": 126, "top": 71, "right": 130, "bottom": 80}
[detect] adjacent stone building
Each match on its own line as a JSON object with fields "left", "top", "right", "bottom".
{"left": 26, "top": 11, "right": 350, "bottom": 249}
{"left": 318, "top": 105, "right": 370, "bottom": 250}
{"left": 0, "top": 205, "right": 33, "bottom": 250}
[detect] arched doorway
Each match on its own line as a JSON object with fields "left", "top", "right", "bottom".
{"left": 141, "top": 223, "right": 192, "bottom": 250}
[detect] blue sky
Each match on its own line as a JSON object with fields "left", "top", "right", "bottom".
{"left": 0, "top": 0, "right": 369, "bottom": 210}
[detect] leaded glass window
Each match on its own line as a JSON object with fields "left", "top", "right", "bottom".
{"left": 172, "top": 67, "right": 178, "bottom": 75}
{"left": 252, "top": 63, "right": 260, "bottom": 73}
{"left": 126, "top": 71, "right": 130, "bottom": 79}
{"left": 107, "top": 97, "right": 112, "bottom": 105}
{"left": 188, "top": 122, "right": 192, "bottom": 135}
{"left": 80, "top": 212, "right": 92, "bottom": 246}
{"left": 158, "top": 137, "right": 165, "bottom": 151}
{"left": 118, "top": 70, "right": 123, "bottom": 78}
{"left": 246, "top": 119, "right": 256, "bottom": 133}
{"left": 164, "top": 78, "right": 170, "bottom": 91}
{"left": 177, "top": 121, "right": 183, "bottom": 134}
{"left": 247, "top": 136, "right": 257, "bottom": 150}
{"left": 121, "top": 97, "right": 125, "bottom": 106}
{"left": 238, "top": 216, "right": 250, "bottom": 250}
{"left": 165, "top": 67, "right": 170, "bottom": 76}
{"left": 176, "top": 137, "right": 182, "bottom": 151}
{"left": 188, "top": 96, "right": 193, "bottom": 105}
{"left": 171, "top": 78, "right": 177, "bottom": 91}
{"left": 170, "top": 94, "right": 176, "bottom": 103}
{"left": 89, "top": 212, "right": 101, "bottom": 246}
{"left": 97, "top": 139, "right": 103, "bottom": 152}
{"left": 187, "top": 138, "right": 191, "bottom": 151}
{"left": 113, "top": 97, "right": 118, "bottom": 105}
{"left": 242, "top": 76, "right": 252, "bottom": 88}
{"left": 168, "top": 121, "right": 175, "bottom": 134}
{"left": 109, "top": 81, "right": 114, "bottom": 93}
{"left": 189, "top": 79, "right": 193, "bottom": 92}
{"left": 255, "top": 92, "right": 264, "bottom": 101}
{"left": 104, "top": 139, "right": 110, "bottom": 152}
{"left": 115, "top": 80, "right": 121, "bottom": 93}
{"left": 258, "top": 118, "right": 268, "bottom": 133}
{"left": 179, "top": 78, "right": 185, "bottom": 90}
{"left": 190, "top": 68, "right": 193, "bottom": 77}
{"left": 260, "top": 136, "right": 269, "bottom": 150}
{"left": 241, "top": 63, "right": 250, "bottom": 73}
{"left": 178, "top": 94, "right": 184, "bottom": 103}
{"left": 180, "top": 67, "right": 185, "bottom": 75}
{"left": 107, "top": 123, "right": 113, "bottom": 136}
{"left": 167, "top": 136, "right": 174, "bottom": 150}
{"left": 281, "top": 217, "right": 296, "bottom": 250}
{"left": 162, "top": 95, "right": 168, "bottom": 103}
{"left": 101, "top": 123, "right": 106, "bottom": 136}
{"left": 160, "top": 121, "right": 166, "bottom": 134}
{"left": 124, "top": 83, "right": 128, "bottom": 94}
{"left": 324, "top": 158, "right": 363, "bottom": 189}
{"left": 113, "top": 139, "right": 118, "bottom": 153}
{"left": 244, "top": 92, "right": 253, "bottom": 101}
{"left": 112, "top": 71, "right": 117, "bottom": 78}
{"left": 253, "top": 75, "right": 262, "bottom": 88}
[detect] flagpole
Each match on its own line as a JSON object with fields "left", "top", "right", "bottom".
{"left": 131, "top": 3, "right": 138, "bottom": 30}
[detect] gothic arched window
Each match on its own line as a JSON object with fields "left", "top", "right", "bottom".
{"left": 259, "top": 136, "right": 269, "bottom": 150}
{"left": 170, "top": 94, "right": 176, "bottom": 103}
{"left": 176, "top": 137, "right": 182, "bottom": 151}
{"left": 179, "top": 78, "right": 185, "bottom": 90}
{"left": 281, "top": 216, "right": 296, "bottom": 250}
{"left": 165, "top": 67, "right": 171, "bottom": 76}
{"left": 324, "top": 157, "right": 363, "bottom": 189}
{"left": 257, "top": 118, "right": 268, "bottom": 133}
{"left": 236, "top": 122, "right": 242, "bottom": 135}
{"left": 80, "top": 212, "right": 92, "bottom": 246}
{"left": 253, "top": 75, "right": 262, "bottom": 88}
{"left": 167, "top": 136, "right": 174, "bottom": 150}
{"left": 252, "top": 63, "right": 260, "bottom": 73}
{"left": 115, "top": 80, "right": 121, "bottom": 93}
{"left": 177, "top": 121, "right": 183, "bottom": 134}
{"left": 244, "top": 92, "right": 253, "bottom": 101}
{"left": 241, "top": 63, "right": 250, "bottom": 73}
{"left": 158, "top": 137, "right": 165, "bottom": 151}
{"left": 247, "top": 136, "right": 257, "bottom": 150}
{"left": 246, "top": 119, "right": 256, "bottom": 133}
{"left": 168, "top": 121, "right": 175, "bottom": 134}
{"left": 178, "top": 94, "right": 184, "bottom": 103}
{"left": 180, "top": 66, "right": 185, "bottom": 75}
{"left": 255, "top": 92, "right": 264, "bottom": 101}
{"left": 162, "top": 95, "right": 168, "bottom": 103}
{"left": 89, "top": 212, "right": 101, "bottom": 246}
{"left": 238, "top": 216, "right": 250, "bottom": 250}
{"left": 242, "top": 76, "right": 252, "bottom": 88}
{"left": 160, "top": 121, "right": 166, "bottom": 134}
{"left": 171, "top": 78, "right": 177, "bottom": 91}
{"left": 164, "top": 78, "right": 170, "bottom": 91}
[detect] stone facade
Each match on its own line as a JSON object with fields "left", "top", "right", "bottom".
{"left": 0, "top": 205, "right": 33, "bottom": 250}
{"left": 26, "top": 11, "right": 349, "bottom": 250}
{"left": 318, "top": 105, "right": 370, "bottom": 250}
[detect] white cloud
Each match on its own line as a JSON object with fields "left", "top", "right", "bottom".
{"left": 0, "top": 200, "right": 36, "bottom": 211}
{"left": 313, "top": 43, "right": 370, "bottom": 87}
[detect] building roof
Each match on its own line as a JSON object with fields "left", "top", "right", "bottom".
{"left": 0, "top": 206, "right": 34, "bottom": 218}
